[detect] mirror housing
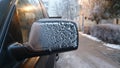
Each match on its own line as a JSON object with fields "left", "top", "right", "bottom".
{"left": 8, "top": 19, "right": 79, "bottom": 60}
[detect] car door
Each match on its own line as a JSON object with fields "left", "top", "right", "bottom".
{"left": 16, "top": 0, "right": 47, "bottom": 42}
{"left": 0, "top": 0, "right": 23, "bottom": 67}
{"left": 0, "top": 0, "right": 53, "bottom": 68}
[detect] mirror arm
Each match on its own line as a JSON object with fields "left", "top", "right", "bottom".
{"left": 8, "top": 43, "right": 50, "bottom": 61}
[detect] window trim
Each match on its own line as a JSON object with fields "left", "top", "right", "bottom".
{"left": 0, "top": 4, "right": 16, "bottom": 52}
{"left": 39, "top": 0, "right": 49, "bottom": 18}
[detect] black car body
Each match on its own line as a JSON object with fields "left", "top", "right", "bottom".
{"left": 0, "top": 0, "right": 55, "bottom": 68}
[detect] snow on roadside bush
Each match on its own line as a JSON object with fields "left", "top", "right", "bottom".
{"left": 90, "top": 24, "right": 120, "bottom": 44}
{"left": 80, "top": 32, "right": 120, "bottom": 50}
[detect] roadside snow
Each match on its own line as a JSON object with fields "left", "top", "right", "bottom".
{"left": 79, "top": 32, "right": 120, "bottom": 50}
{"left": 79, "top": 32, "right": 101, "bottom": 42}
{"left": 103, "top": 43, "right": 120, "bottom": 50}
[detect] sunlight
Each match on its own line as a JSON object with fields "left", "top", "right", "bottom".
{"left": 22, "top": 5, "right": 36, "bottom": 12}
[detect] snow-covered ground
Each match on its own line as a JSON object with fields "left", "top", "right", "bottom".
{"left": 56, "top": 33, "right": 120, "bottom": 68}
{"left": 79, "top": 32, "right": 120, "bottom": 50}
{"left": 56, "top": 52, "right": 117, "bottom": 68}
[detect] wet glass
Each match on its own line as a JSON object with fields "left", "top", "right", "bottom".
{"left": 16, "top": 0, "right": 44, "bottom": 42}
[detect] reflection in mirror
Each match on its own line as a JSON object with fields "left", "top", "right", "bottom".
{"left": 16, "top": 0, "right": 44, "bottom": 42}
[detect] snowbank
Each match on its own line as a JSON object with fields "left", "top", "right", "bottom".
{"left": 80, "top": 32, "right": 120, "bottom": 50}
{"left": 103, "top": 43, "right": 120, "bottom": 50}
{"left": 79, "top": 32, "right": 101, "bottom": 42}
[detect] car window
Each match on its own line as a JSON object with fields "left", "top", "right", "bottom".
{"left": 16, "top": 0, "right": 45, "bottom": 42}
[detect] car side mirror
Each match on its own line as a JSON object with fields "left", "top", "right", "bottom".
{"left": 8, "top": 19, "right": 79, "bottom": 60}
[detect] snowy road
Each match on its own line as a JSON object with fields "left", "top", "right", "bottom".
{"left": 55, "top": 33, "right": 120, "bottom": 68}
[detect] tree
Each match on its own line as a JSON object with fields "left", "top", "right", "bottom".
{"left": 53, "top": 1, "right": 63, "bottom": 16}
{"left": 80, "top": 0, "right": 120, "bottom": 24}
{"left": 53, "top": 0, "right": 78, "bottom": 20}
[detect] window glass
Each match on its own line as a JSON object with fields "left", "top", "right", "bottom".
{"left": 16, "top": 0, "right": 44, "bottom": 42}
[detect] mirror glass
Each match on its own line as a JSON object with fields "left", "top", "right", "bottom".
{"left": 28, "top": 19, "right": 78, "bottom": 53}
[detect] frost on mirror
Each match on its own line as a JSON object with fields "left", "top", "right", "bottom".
{"left": 28, "top": 19, "right": 78, "bottom": 53}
